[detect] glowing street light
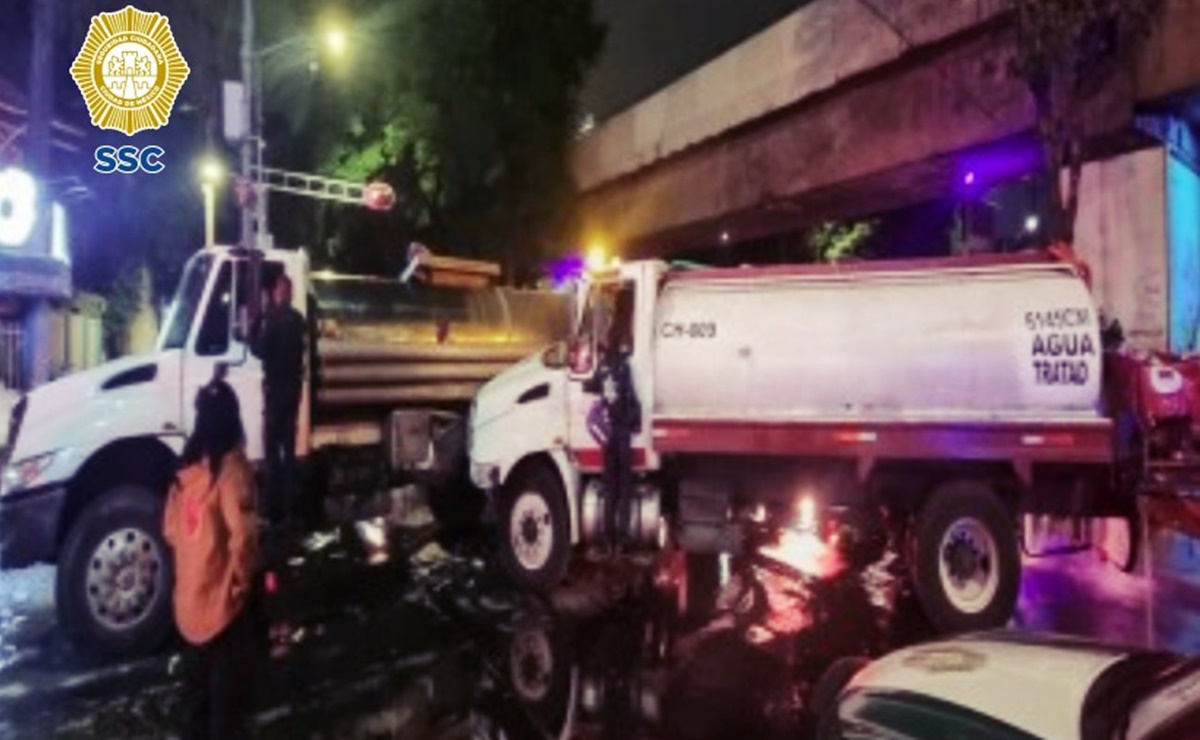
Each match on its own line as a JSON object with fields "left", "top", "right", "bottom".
{"left": 1024, "top": 214, "right": 1040, "bottom": 234}
{"left": 585, "top": 244, "right": 608, "bottom": 273}
{"left": 197, "top": 155, "right": 225, "bottom": 249}
{"left": 199, "top": 157, "right": 224, "bottom": 186}
{"left": 325, "top": 27, "right": 347, "bottom": 57}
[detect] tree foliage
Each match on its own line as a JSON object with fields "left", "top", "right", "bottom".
{"left": 805, "top": 220, "right": 876, "bottom": 263}
{"left": 316, "top": 0, "right": 605, "bottom": 278}
{"left": 1010, "top": 0, "right": 1165, "bottom": 244}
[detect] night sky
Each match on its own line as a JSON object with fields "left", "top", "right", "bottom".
{"left": 0, "top": 0, "right": 805, "bottom": 123}
{"left": 582, "top": 0, "right": 806, "bottom": 120}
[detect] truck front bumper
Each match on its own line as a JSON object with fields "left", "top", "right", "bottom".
{"left": 0, "top": 484, "right": 66, "bottom": 569}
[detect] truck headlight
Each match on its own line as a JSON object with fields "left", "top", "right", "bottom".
{"left": 1, "top": 451, "right": 57, "bottom": 497}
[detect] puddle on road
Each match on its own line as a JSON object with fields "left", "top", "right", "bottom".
{"left": 15, "top": 516, "right": 1200, "bottom": 739}
{"left": 0, "top": 533, "right": 932, "bottom": 740}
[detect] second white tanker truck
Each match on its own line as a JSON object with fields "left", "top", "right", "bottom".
{"left": 468, "top": 250, "right": 1199, "bottom": 633}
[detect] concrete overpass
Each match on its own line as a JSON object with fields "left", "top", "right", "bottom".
{"left": 573, "top": 0, "right": 1200, "bottom": 256}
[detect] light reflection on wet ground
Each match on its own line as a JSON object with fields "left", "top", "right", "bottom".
{"left": 4, "top": 509, "right": 1200, "bottom": 739}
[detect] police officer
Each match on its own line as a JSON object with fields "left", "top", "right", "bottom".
{"left": 251, "top": 274, "right": 306, "bottom": 529}
{"left": 595, "top": 290, "right": 641, "bottom": 547}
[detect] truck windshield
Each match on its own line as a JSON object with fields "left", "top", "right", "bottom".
{"left": 574, "top": 282, "right": 632, "bottom": 354}
{"left": 159, "top": 254, "right": 214, "bottom": 351}
{"left": 569, "top": 283, "right": 603, "bottom": 369}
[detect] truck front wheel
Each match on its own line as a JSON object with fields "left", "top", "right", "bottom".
{"left": 911, "top": 481, "right": 1019, "bottom": 634}
{"left": 56, "top": 485, "right": 174, "bottom": 657}
{"left": 497, "top": 464, "right": 570, "bottom": 592}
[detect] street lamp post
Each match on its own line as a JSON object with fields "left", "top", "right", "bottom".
{"left": 203, "top": 182, "right": 215, "bottom": 248}
{"left": 239, "top": 9, "right": 346, "bottom": 250}
{"left": 198, "top": 157, "right": 224, "bottom": 249}
{"left": 240, "top": 0, "right": 255, "bottom": 251}
{"left": 236, "top": 5, "right": 347, "bottom": 338}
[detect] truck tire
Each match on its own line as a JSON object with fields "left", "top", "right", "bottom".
{"left": 497, "top": 464, "right": 570, "bottom": 592}
{"left": 503, "top": 620, "right": 573, "bottom": 735}
{"left": 56, "top": 485, "right": 174, "bottom": 657}
{"left": 911, "top": 481, "right": 1019, "bottom": 634}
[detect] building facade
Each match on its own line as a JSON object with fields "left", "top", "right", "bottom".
{"left": 0, "top": 75, "right": 102, "bottom": 391}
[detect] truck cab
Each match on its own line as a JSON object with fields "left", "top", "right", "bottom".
{"left": 469, "top": 260, "right": 667, "bottom": 590}
{"left": 0, "top": 245, "right": 307, "bottom": 656}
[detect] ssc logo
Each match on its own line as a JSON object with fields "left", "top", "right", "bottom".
{"left": 69, "top": 6, "right": 190, "bottom": 136}
{"left": 94, "top": 145, "right": 165, "bottom": 175}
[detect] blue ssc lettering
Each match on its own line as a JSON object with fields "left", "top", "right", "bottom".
{"left": 94, "top": 145, "right": 165, "bottom": 174}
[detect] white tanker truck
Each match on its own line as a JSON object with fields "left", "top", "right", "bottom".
{"left": 468, "top": 250, "right": 1198, "bottom": 633}
{"left": 0, "top": 244, "right": 568, "bottom": 656}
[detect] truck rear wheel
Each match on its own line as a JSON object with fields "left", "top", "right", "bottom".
{"left": 497, "top": 464, "right": 570, "bottom": 592}
{"left": 911, "top": 481, "right": 1019, "bottom": 634}
{"left": 56, "top": 485, "right": 174, "bottom": 657}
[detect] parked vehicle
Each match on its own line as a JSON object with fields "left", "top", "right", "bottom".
{"left": 0, "top": 244, "right": 568, "bottom": 656}
{"left": 468, "top": 250, "right": 1199, "bottom": 633}
{"left": 812, "top": 630, "right": 1200, "bottom": 739}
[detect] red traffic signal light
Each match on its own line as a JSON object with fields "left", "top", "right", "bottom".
{"left": 362, "top": 181, "right": 396, "bottom": 212}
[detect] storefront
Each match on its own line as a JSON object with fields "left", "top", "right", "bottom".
{"left": 0, "top": 77, "right": 100, "bottom": 390}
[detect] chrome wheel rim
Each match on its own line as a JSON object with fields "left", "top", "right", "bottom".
{"left": 510, "top": 628, "right": 553, "bottom": 702}
{"left": 85, "top": 527, "right": 163, "bottom": 631}
{"left": 938, "top": 517, "right": 999, "bottom": 615}
{"left": 511, "top": 492, "right": 553, "bottom": 572}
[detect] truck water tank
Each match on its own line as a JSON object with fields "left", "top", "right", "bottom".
{"left": 312, "top": 276, "right": 567, "bottom": 347}
{"left": 311, "top": 275, "right": 569, "bottom": 407}
{"left": 652, "top": 261, "right": 1102, "bottom": 422}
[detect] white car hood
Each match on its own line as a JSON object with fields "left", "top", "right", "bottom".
{"left": 848, "top": 631, "right": 1129, "bottom": 739}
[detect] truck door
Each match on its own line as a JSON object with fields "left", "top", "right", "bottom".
{"left": 566, "top": 279, "right": 646, "bottom": 472}
{"left": 180, "top": 256, "right": 274, "bottom": 463}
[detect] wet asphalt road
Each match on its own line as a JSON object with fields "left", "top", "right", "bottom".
{"left": 3, "top": 506, "right": 1200, "bottom": 739}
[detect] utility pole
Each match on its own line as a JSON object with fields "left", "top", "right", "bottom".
{"left": 240, "top": 0, "right": 255, "bottom": 250}
{"left": 28, "top": 0, "right": 54, "bottom": 256}
{"left": 254, "top": 58, "right": 270, "bottom": 249}
{"left": 26, "top": 0, "right": 57, "bottom": 389}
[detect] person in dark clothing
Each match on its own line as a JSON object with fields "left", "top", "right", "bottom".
{"left": 251, "top": 274, "right": 306, "bottom": 527}
{"left": 594, "top": 289, "right": 641, "bottom": 547}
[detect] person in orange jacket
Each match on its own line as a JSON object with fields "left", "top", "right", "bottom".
{"left": 164, "top": 376, "right": 259, "bottom": 740}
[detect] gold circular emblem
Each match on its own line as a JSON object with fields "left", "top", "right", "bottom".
{"left": 69, "top": 6, "right": 190, "bottom": 136}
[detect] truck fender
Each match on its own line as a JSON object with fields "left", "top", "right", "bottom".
{"left": 58, "top": 435, "right": 181, "bottom": 550}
